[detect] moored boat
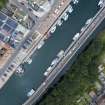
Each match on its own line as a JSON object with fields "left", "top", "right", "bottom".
{"left": 85, "top": 18, "right": 92, "bottom": 25}
{"left": 16, "top": 66, "right": 24, "bottom": 75}
{"left": 37, "top": 40, "right": 45, "bottom": 49}
{"left": 27, "top": 58, "right": 32, "bottom": 64}
{"left": 57, "top": 50, "right": 65, "bottom": 58}
{"left": 50, "top": 25, "right": 56, "bottom": 34}
{"left": 51, "top": 58, "right": 59, "bottom": 66}
{"left": 72, "top": 0, "right": 79, "bottom": 4}
{"left": 57, "top": 19, "right": 63, "bottom": 26}
{"left": 68, "top": 5, "right": 73, "bottom": 13}
{"left": 73, "top": 33, "right": 80, "bottom": 41}
{"left": 27, "top": 89, "right": 35, "bottom": 97}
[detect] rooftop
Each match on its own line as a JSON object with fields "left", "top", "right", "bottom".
{"left": 97, "top": 95, "right": 105, "bottom": 105}
{"left": 17, "top": 0, "right": 53, "bottom": 17}
{"left": 28, "top": 0, "right": 49, "bottom": 6}
{"left": 0, "top": 11, "right": 29, "bottom": 48}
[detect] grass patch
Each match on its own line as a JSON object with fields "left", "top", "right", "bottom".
{"left": 0, "top": 0, "right": 7, "bottom": 9}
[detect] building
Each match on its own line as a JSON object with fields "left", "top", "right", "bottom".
{"left": 0, "top": 11, "right": 29, "bottom": 48}
{"left": 0, "top": 2, "right": 31, "bottom": 69}
{"left": 2, "top": 2, "right": 35, "bottom": 29}
{"left": 17, "top": 0, "right": 54, "bottom": 17}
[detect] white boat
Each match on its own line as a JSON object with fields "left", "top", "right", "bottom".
{"left": 44, "top": 71, "right": 49, "bottom": 76}
{"left": 57, "top": 19, "right": 63, "bottom": 26}
{"left": 37, "top": 40, "right": 45, "bottom": 49}
{"left": 47, "top": 66, "right": 52, "bottom": 72}
{"left": 27, "top": 89, "right": 35, "bottom": 97}
{"left": 62, "top": 13, "right": 69, "bottom": 21}
{"left": 98, "top": 0, "right": 104, "bottom": 7}
{"left": 16, "top": 66, "right": 24, "bottom": 74}
{"left": 44, "top": 66, "right": 53, "bottom": 76}
{"left": 57, "top": 50, "right": 64, "bottom": 58}
{"left": 63, "top": 13, "right": 69, "bottom": 21}
{"left": 27, "top": 58, "right": 32, "bottom": 64}
{"left": 44, "top": 70, "right": 51, "bottom": 76}
{"left": 73, "top": 33, "right": 80, "bottom": 41}
{"left": 50, "top": 25, "right": 56, "bottom": 34}
{"left": 68, "top": 5, "right": 73, "bottom": 13}
{"left": 72, "top": 0, "right": 79, "bottom": 4}
{"left": 51, "top": 58, "right": 59, "bottom": 66}
{"left": 85, "top": 18, "right": 92, "bottom": 25}
{"left": 81, "top": 26, "right": 86, "bottom": 32}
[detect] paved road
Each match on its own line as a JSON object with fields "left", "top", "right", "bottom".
{"left": 23, "top": 6, "right": 105, "bottom": 105}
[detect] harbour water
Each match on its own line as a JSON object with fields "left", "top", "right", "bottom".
{"left": 0, "top": 0, "right": 101, "bottom": 105}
